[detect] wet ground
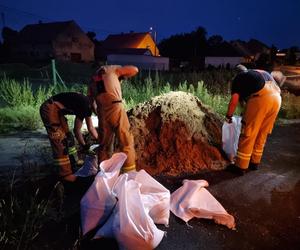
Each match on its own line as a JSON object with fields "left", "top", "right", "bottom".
{"left": 0, "top": 120, "right": 299, "bottom": 249}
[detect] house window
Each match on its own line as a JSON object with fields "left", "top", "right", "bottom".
{"left": 70, "top": 53, "right": 81, "bottom": 62}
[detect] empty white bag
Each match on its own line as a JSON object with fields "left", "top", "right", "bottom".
{"left": 170, "top": 179, "right": 235, "bottom": 230}
{"left": 222, "top": 116, "right": 242, "bottom": 162}
{"left": 94, "top": 170, "right": 170, "bottom": 250}
{"left": 80, "top": 152, "right": 127, "bottom": 236}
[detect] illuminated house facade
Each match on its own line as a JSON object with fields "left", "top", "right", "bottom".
{"left": 97, "top": 32, "right": 169, "bottom": 70}
{"left": 100, "top": 32, "right": 160, "bottom": 57}
{"left": 12, "top": 20, "right": 94, "bottom": 63}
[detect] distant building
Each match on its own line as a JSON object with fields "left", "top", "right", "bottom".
{"left": 96, "top": 32, "right": 169, "bottom": 70}
{"left": 204, "top": 42, "right": 246, "bottom": 68}
{"left": 98, "top": 32, "right": 159, "bottom": 57}
{"left": 231, "top": 39, "right": 270, "bottom": 63}
{"left": 11, "top": 20, "right": 94, "bottom": 63}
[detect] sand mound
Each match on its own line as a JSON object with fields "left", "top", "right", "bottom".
{"left": 128, "top": 91, "right": 227, "bottom": 177}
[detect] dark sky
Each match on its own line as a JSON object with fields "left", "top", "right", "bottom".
{"left": 0, "top": 0, "right": 299, "bottom": 49}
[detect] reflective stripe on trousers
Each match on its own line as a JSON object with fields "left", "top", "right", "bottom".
{"left": 235, "top": 83, "right": 281, "bottom": 169}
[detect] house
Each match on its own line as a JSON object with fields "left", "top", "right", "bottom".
{"left": 204, "top": 42, "right": 246, "bottom": 68}
{"left": 96, "top": 32, "right": 169, "bottom": 70}
{"left": 98, "top": 32, "right": 160, "bottom": 58}
{"left": 231, "top": 39, "right": 270, "bottom": 63}
{"left": 11, "top": 20, "right": 94, "bottom": 63}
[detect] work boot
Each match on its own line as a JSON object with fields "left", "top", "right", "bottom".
{"left": 226, "top": 164, "right": 246, "bottom": 176}
{"left": 249, "top": 162, "right": 259, "bottom": 171}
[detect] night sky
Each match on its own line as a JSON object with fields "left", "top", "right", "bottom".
{"left": 0, "top": 0, "right": 299, "bottom": 49}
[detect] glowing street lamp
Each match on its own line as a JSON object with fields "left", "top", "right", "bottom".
{"left": 149, "top": 27, "right": 157, "bottom": 56}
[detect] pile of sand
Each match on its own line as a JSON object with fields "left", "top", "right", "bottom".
{"left": 128, "top": 91, "right": 228, "bottom": 177}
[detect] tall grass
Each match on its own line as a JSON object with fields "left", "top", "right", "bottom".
{"left": 280, "top": 92, "right": 300, "bottom": 119}
{"left": 0, "top": 78, "right": 85, "bottom": 132}
{"left": 0, "top": 73, "right": 299, "bottom": 133}
{"left": 0, "top": 172, "right": 60, "bottom": 250}
{"left": 122, "top": 77, "right": 230, "bottom": 114}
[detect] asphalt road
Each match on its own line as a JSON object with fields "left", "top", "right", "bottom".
{"left": 0, "top": 120, "right": 299, "bottom": 250}
{"left": 78, "top": 120, "right": 300, "bottom": 250}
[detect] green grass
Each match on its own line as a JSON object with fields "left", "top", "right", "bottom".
{"left": 280, "top": 92, "right": 300, "bottom": 119}
{"left": 0, "top": 172, "right": 60, "bottom": 250}
{"left": 0, "top": 77, "right": 86, "bottom": 132}
{"left": 0, "top": 72, "right": 299, "bottom": 133}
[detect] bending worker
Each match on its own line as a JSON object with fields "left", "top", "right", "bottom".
{"left": 225, "top": 65, "right": 285, "bottom": 175}
{"left": 89, "top": 65, "right": 138, "bottom": 173}
{"left": 40, "top": 92, "right": 98, "bottom": 182}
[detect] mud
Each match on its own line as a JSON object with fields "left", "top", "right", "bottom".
{"left": 128, "top": 91, "right": 227, "bottom": 176}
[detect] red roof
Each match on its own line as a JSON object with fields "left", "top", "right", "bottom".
{"left": 19, "top": 20, "right": 79, "bottom": 43}
{"left": 102, "top": 32, "right": 149, "bottom": 49}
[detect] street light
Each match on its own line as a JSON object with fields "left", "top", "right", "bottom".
{"left": 149, "top": 27, "right": 157, "bottom": 56}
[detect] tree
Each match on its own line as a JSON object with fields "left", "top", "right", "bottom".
{"left": 270, "top": 44, "right": 278, "bottom": 66}
{"left": 158, "top": 26, "right": 208, "bottom": 69}
{"left": 0, "top": 27, "right": 19, "bottom": 62}
{"left": 207, "top": 35, "right": 223, "bottom": 47}
{"left": 285, "top": 46, "right": 297, "bottom": 65}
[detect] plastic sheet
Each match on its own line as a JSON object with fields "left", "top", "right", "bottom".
{"left": 170, "top": 179, "right": 236, "bottom": 230}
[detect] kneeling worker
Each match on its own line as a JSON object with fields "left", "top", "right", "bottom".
{"left": 40, "top": 92, "right": 98, "bottom": 182}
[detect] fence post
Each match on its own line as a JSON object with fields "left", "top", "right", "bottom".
{"left": 51, "top": 59, "right": 57, "bottom": 85}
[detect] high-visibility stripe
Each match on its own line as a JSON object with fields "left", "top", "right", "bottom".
{"left": 53, "top": 157, "right": 70, "bottom": 166}
{"left": 53, "top": 157, "right": 69, "bottom": 163}
{"left": 236, "top": 151, "right": 251, "bottom": 157}
{"left": 68, "top": 146, "right": 77, "bottom": 155}
{"left": 236, "top": 152, "right": 251, "bottom": 160}
{"left": 252, "top": 152, "right": 263, "bottom": 156}
{"left": 253, "top": 149, "right": 263, "bottom": 153}
{"left": 122, "top": 164, "right": 136, "bottom": 172}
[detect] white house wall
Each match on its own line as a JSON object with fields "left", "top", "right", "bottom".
{"left": 107, "top": 54, "right": 169, "bottom": 71}
{"left": 205, "top": 57, "right": 243, "bottom": 68}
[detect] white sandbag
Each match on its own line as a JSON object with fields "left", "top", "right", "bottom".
{"left": 80, "top": 152, "right": 127, "bottom": 235}
{"left": 95, "top": 173, "right": 165, "bottom": 250}
{"left": 74, "top": 154, "right": 98, "bottom": 177}
{"left": 222, "top": 116, "right": 242, "bottom": 162}
{"left": 170, "top": 179, "right": 236, "bottom": 230}
{"left": 128, "top": 170, "right": 170, "bottom": 226}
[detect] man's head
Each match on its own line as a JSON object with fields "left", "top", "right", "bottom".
{"left": 271, "top": 71, "right": 286, "bottom": 87}
{"left": 92, "top": 67, "right": 105, "bottom": 82}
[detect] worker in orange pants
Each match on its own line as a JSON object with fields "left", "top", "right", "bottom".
{"left": 89, "top": 65, "right": 138, "bottom": 173}
{"left": 40, "top": 92, "right": 98, "bottom": 182}
{"left": 225, "top": 65, "right": 285, "bottom": 175}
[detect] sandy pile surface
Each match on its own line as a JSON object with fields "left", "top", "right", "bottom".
{"left": 128, "top": 91, "right": 227, "bottom": 177}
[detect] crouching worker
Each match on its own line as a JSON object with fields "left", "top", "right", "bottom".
{"left": 225, "top": 65, "right": 284, "bottom": 175}
{"left": 40, "top": 92, "right": 98, "bottom": 182}
{"left": 89, "top": 65, "right": 138, "bottom": 173}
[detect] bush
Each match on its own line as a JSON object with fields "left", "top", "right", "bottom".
{"left": 280, "top": 92, "right": 300, "bottom": 119}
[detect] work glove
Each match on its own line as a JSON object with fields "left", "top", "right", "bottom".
{"left": 80, "top": 143, "right": 97, "bottom": 155}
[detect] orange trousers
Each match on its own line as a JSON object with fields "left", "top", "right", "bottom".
{"left": 40, "top": 100, "right": 77, "bottom": 177}
{"left": 96, "top": 93, "right": 136, "bottom": 172}
{"left": 235, "top": 83, "right": 281, "bottom": 169}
